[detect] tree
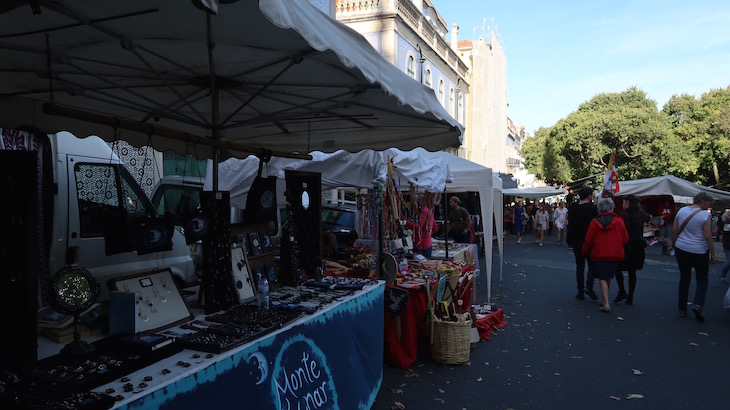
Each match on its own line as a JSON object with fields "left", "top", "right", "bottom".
{"left": 521, "top": 87, "right": 671, "bottom": 186}
{"left": 662, "top": 86, "right": 730, "bottom": 185}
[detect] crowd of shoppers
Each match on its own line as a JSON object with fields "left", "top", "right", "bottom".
{"left": 506, "top": 189, "right": 720, "bottom": 321}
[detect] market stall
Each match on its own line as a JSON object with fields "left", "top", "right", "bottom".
{"left": 0, "top": 0, "right": 464, "bottom": 407}
{"left": 383, "top": 260, "right": 476, "bottom": 369}
{"left": 112, "top": 283, "right": 383, "bottom": 409}
{"left": 33, "top": 277, "right": 384, "bottom": 409}
{"left": 613, "top": 175, "right": 730, "bottom": 251}
{"left": 414, "top": 149, "right": 498, "bottom": 303}
{"left": 617, "top": 175, "right": 730, "bottom": 208}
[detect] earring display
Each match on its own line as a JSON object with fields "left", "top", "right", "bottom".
{"left": 248, "top": 232, "right": 263, "bottom": 255}
{"left": 200, "top": 190, "right": 239, "bottom": 314}
{"left": 205, "top": 304, "right": 304, "bottom": 329}
{"left": 34, "top": 332, "right": 183, "bottom": 393}
{"left": 178, "top": 319, "right": 276, "bottom": 354}
{"left": 231, "top": 245, "right": 256, "bottom": 304}
{"left": 108, "top": 269, "right": 194, "bottom": 333}
{"left": 260, "top": 232, "right": 273, "bottom": 252}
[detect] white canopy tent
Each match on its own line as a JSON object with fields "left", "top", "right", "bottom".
{"left": 204, "top": 148, "right": 452, "bottom": 208}
{"left": 617, "top": 175, "right": 730, "bottom": 208}
{"left": 413, "top": 149, "right": 497, "bottom": 304}
{"left": 502, "top": 186, "right": 566, "bottom": 199}
{"left": 209, "top": 148, "right": 501, "bottom": 303}
{"left": 0, "top": 0, "right": 461, "bottom": 162}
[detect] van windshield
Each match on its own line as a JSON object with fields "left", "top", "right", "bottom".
{"left": 150, "top": 184, "right": 203, "bottom": 225}
{"left": 76, "top": 163, "right": 155, "bottom": 237}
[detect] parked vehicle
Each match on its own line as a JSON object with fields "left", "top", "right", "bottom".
{"left": 322, "top": 203, "right": 358, "bottom": 258}
{"left": 1, "top": 129, "right": 197, "bottom": 300}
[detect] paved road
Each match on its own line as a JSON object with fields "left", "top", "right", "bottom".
{"left": 372, "top": 235, "right": 730, "bottom": 409}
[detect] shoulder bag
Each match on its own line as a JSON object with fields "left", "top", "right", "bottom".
{"left": 673, "top": 208, "right": 703, "bottom": 247}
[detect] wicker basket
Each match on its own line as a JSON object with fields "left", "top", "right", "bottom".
{"left": 430, "top": 313, "right": 472, "bottom": 365}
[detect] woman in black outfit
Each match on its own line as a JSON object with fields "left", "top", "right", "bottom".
{"left": 614, "top": 195, "right": 651, "bottom": 305}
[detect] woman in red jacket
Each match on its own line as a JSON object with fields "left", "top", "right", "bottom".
{"left": 582, "top": 197, "right": 628, "bottom": 312}
{"left": 406, "top": 192, "right": 439, "bottom": 258}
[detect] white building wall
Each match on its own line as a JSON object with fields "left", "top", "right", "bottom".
{"left": 468, "top": 32, "right": 507, "bottom": 173}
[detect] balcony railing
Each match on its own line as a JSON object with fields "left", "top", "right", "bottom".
{"left": 336, "top": 0, "right": 469, "bottom": 79}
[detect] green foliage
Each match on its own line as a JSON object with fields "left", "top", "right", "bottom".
{"left": 520, "top": 85, "right": 730, "bottom": 188}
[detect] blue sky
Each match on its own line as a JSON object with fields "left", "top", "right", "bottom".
{"left": 434, "top": 1, "right": 730, "bottom": 134}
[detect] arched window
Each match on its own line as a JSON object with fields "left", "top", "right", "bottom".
{"left": 406, "top": 55, "right": 415, "bottom": 79}
{"left": 425, "top": 67, "right": 432, "bottom": 88}
{"left": 438, "top": 79, "right": 444, "bottom": 106}
{"left": 458, "top": 92, "right": 464, "bottom": 123}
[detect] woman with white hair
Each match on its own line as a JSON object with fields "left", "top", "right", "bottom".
{"left": 582, "top": 197, "right": 628, "bottom": 313}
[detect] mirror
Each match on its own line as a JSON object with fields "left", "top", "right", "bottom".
{"left": 301, "top": 190, "right": 310, "bottom": 210}
{"left": 50, "top": 266, "right": 100, "bottom": 356}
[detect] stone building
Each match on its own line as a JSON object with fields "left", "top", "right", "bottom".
{"left": 335, "top": 0, "right": 469, "bottom": 158}
{"left": 330, "top": 1, "right": 526, "bottom": 176}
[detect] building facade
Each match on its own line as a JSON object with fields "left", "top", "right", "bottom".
{"left": 331, "top": 1, "right": 534, "bottom": 179}
{"left": 335, "top": 0, "right": 469, "bottom": 157}
{"left": 455, "top": 24, "right": 508, "bottom": 172}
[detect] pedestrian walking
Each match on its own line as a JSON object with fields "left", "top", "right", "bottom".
{"left": 671, "top": 192, "right": 716, "bottom": 321}
{"left": 582, "top": 197, "right": 628, "bottom": 312}
{"left": 545, "top": 204, "right": 555, "bottom": 236}
{"left": 553, "top": 201, "right": 568, "bottom": 245}
{"left": 715, "top": 212, "right": 725, "bottom": 242}
{"left": 719, "top": 210, "right": 730, "bottom": 283}
{"left": 614, "top": 195, "right": 651, "bottom": 305}
{"left": 566, "top": 187, "right": 599, "bottom": 300}
{"left": 535, "top": 203, "right": 549, "bottom": 247}
{"left": 514, "top": 201, "right": 525, "bottom": 244}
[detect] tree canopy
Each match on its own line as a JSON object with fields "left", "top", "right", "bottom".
{"left": 520, "top": 85, "right": 730, "bottom": 188}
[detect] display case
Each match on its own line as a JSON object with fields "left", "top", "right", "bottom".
{"left": 231, "top": 222, "right": 276, "bottom": 283}
{"left": 107, "top": 268, "right": 194, "bottom": 333}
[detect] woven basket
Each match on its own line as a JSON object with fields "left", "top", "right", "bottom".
{"left": 430, "top": 314, "right": 472, "bottom": 365}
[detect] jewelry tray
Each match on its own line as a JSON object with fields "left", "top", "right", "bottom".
{"left": 108, "top": 268, "right": 194, "bottom": 333}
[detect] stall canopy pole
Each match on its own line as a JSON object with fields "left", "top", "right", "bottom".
{"left": 206, "top": 11, "right": 221, "bottom": 191}
{"left": 443, "top": 193, "right": 449, "bottom": 259}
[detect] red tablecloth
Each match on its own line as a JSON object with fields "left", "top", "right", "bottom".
{"left": 384, "top": 286, "right": 428, "bottom": 369}
{"left": 384, "top": 275, "right": 474, "bottom": 369}
{"left": 476, "top": 308, "right": 507, "bottom": 341}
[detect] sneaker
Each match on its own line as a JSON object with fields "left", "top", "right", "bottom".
{"left": 517, "top": 238, "right": 521, "bottom": 244}
{"left": 692, "top": 305, "right": 705, "bottom": 322}
{"left": 585, "top": 289, "right": 598, "bottom": 300}
{"left": 614, "top": 291, "right": 627, "bottom": 303}
{"left": 575, "top": 292, "right": 585, "bottom": 300}
{"left": 539, "top": 242, "right": 543, "bottom": 247}
{"left": 599, "top": 305, "right": 611, "bottom": 313}
{"left": 626, "top": 295, "right": 633, "bottom": 305}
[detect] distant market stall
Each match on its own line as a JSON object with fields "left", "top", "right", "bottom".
{"left": 617, "top": 175, "right": 730, "bottom": 208}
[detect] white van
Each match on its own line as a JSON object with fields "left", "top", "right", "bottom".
{"left": 2, "top": 129, "right": 197, "bottom": 300}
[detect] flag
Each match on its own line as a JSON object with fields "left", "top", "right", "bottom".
{"left": 603, "top": 151, "right": 620, "bottom": 193}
